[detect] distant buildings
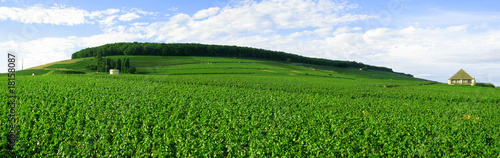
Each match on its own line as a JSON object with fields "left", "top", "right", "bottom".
{"left": 448, "top": 69, "right": 475, "bottom": 86}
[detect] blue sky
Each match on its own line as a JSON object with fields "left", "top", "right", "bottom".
{"left": 1, "top": 0, "right": 499, "bottom": 86}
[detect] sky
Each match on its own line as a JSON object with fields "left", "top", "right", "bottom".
{"left": 1, "top": 0, "right": 499, "bottom": 86}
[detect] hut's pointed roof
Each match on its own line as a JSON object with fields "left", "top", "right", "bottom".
{"left": 449, "top": 69, "right": 474, "bottom": 80}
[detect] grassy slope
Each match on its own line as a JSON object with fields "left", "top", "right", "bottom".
{"left": 17, "top": 55, "right": 422, "bottom": 82}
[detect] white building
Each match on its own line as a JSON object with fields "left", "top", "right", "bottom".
{"left": 110, "top": 69, "right": 119, "bottom": 75}
{"left": 448, "top": 69, "right": 475, "bottom": 86}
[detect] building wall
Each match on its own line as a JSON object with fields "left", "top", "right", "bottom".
{"left": 448, "top": 79, "right": 475, "bottom": 86}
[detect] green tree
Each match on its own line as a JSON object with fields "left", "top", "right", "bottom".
{"left": 95, "top": 53, "right": 102, "bottom": 60}
{"left": 121, "top": 58, "right": 129, "bottom": 73}
{"left": 107, "top": 58, "right": 115, "bottom": 70}
{"left": 116, "top": 59, "right": 122, "bottom": 70}
{"left": 124, "top": 58, "right": 130, "bottom": 68}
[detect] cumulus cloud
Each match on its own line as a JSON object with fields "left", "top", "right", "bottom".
{"left": 88, "top": 8, "right": 120, "bottom": 19}
{"left": 98, "top": 15, "right": 118, "bottom": 27}
{"left": 193, "top": 7, "right": 220, "bottom": 19}
{"left": 0, "top": 5, "right": 152, "bottom": 26}
{"left": 131, "top": 8, "right": 156, "bottom": 16}
{"left": 0, "top": 4, "right": 88, "bottom": 25}
{"left": 119, "top": 12, "right": 141, "bottom": 21}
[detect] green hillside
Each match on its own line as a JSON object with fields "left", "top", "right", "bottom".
{"left": 2, "top": 52, "right": 499, "bottom": 157}
{"left": 71, "top": 42, "right": 414, "bottom": 76}
{"left": 19, "top": 55, "right": 419, "bottom": 81}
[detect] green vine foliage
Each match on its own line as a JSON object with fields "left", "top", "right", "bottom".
{"left": 1, "top": 74, "right": 499, "bottom": 157}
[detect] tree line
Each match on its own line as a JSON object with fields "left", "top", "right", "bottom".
{"left": 86, "top": 54, "right": 136, "bottom": 73}
{"left": 72, "top": 42, "right": 411, "bottom": 76}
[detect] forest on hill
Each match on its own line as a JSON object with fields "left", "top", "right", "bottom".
{"left": 71, "top": 42, "right": 412, "bottom": 76}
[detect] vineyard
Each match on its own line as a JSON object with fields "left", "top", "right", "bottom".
{"left": 1, "top": 73, "right": 499, "bottom": 157}
{"left": 1, "top": 56, "right": 500, "bottom": 157}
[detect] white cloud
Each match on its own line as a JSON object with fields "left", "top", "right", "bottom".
{"left": 168, "top": 7, "right": 178, "bottom": 12}
{"left": 131, "top": 8, "right": 155, "bottom": 16}
{"left": 119, "top": 12, "right": 141, "bottom": 21}
{"left": 236, "top": 0, "right": 364, "bottom": 28}
{"left": 0, "top": 4, "right": 88, "bottom": 25}
{"left": 193, "top": 7, "right": 220, "bottom": 19}
{"left": 0, "top": 37, "right": 75, "bottom": 70}
{"left": 88, "top": 8, "right": 120, "bottom": 19}
{"left": 98, "top": 15, "right": 118, "bottom": 27}
{"left": 0, "top": 5, "right": 152, "bottom": 26}
{"left": 131, "top": 22, "right": 149, "bottom": 27}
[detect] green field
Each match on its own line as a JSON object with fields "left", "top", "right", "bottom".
{"left": 2, "top": 56, "right": 499, "bottom": 157}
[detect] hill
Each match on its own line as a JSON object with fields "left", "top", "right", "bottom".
{"left": 21, "top": 42, "right": 415, "bottom": 79}
{"left": 71, "top": 42, "right": 413, "bottom": 76}
{"left": 19, "top": 55, "right": 419, "bottom": 82}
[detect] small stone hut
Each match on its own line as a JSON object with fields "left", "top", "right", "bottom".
{"left": 448, "top": 69, "right": 475, "bottom": 86}
{"left": 110, "top": 69, "right": 119, "bottom": 75}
